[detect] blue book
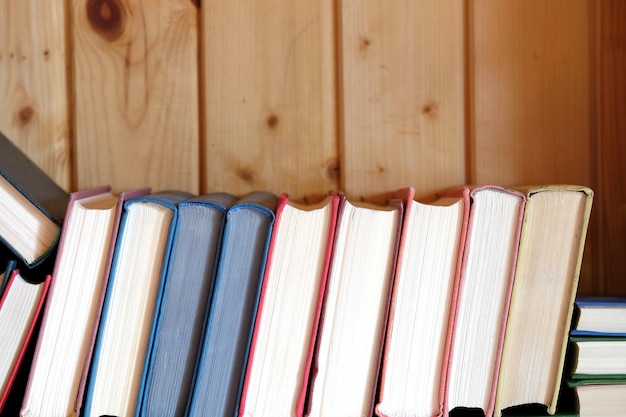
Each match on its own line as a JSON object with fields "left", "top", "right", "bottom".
{"left": 82, "top": 190, "right": 193, "bottom": 417}
{"left": 139, "top": 192, "right": 239, "bottom": 417}
{"left": 186, "top": 191, "right": 277, "bottom": 417}
{"left": 571, "top": 296, "right": 626, "bottom": 337}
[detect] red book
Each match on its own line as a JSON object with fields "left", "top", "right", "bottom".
{"left": 440, "top": 185, "right": 525, "bottom": 417}
{"left": 306, "top": 194, "right": 403, "bottom": 417}
{"left": 238, "top": 193, "right": 339, "bottom": 417}
{"left": 0, "top": 269, "right": 51, "bottom": 414}
{"left": 375, "top": 187, "right": 469, "bottom": 417}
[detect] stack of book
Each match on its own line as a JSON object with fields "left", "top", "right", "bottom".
{"left": 0, "top": 130, "right": 598, "bottom": 417}
{"left": 564, "top": 297, "right": 626, "bottom": 417}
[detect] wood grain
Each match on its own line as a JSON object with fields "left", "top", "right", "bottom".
{"left": 72, "top": 0, "right": 200, "bottom": 194}
{"left": 469, "top": 0, "right": 591, "bottom": 187}
{"left": 339, "top": 0, "right": 466, "bottom": 202}
{"left": 201, "top": 0, "right": 338, "bottom": 201}
{"left": 590, "top": 0, "right": 626, "bottom": 295}
{"left": 2, "top": 1, "right": 624, "bottom": 296}
{"left": 0, "top": 0, "right": 71, "bottom": 190}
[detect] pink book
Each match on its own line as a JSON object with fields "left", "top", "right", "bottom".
{"left": 440, "top": 185, "right": 525, "bottom": 417}
{"left": 238, "top": 193, "right": 339, "bottom": 417}
{"left": 305, "top": 193, "right": 404, "bottom": 417}
{"left": 21, "top": 186, "right": 150, "bottom": 417}
{"left": 375, "top": 187, "right": 469, "bottom": 417}
{"left": 0, "top": 269, "right": 51, "bottom": 413}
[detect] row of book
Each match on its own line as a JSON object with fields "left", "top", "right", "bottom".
{"left": 0, "top": 130, "right": 601, "bottom": 417}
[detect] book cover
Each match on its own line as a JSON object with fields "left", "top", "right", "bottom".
{"left": 494, "top": 185, "right": 593, "bottom": 416}
{"left": 139, "top": 192, "right": 239, "bottom": 417}
{"left": 0, "top": 269, "right": 51, "bottom": 414}
{"left": 0, "top": 131, "right": 69, "bottom": 268}
{"left": 441, "top": 185, "right": 526, "bottom": 417}
{"left": 20, "top": 186, "right": 150, "bottom": 417}
{"left": 186, "top": 191, "right": 277, "bottom": 417}
{"left": 82, "top": 190, "right": 193, "bottom": 417}
{"left": 238, "top": 193, "right": 339, "bottom": 417}
{"left": 306, "top": 194, "right": 403, "bottom": 417}
{"left": 375, "top": 187, "right": 469, "bottom": 417}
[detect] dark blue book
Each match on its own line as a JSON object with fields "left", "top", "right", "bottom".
{"left": 186, "top": 191, "right": 277, "bottom": 417}
{"left": 139, "top": 192, "right": 238, "bottom": 417}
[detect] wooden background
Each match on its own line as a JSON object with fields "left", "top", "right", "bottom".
{"left": 0, "top": 0, "right": 624, "bottom": 295}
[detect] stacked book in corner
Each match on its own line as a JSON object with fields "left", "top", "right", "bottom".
{"left": 564, "top": 296, "right": 626, "bottom": 417}
{"left": 565, "top": 295, "right": 626, "bottom": 417}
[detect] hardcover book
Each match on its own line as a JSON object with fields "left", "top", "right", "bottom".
{"left": 186, "top": 191, "right": 277, "bottom": 417}
{"left": 20, "top": 186, "right": 150, "bottom": 417}
{"left": 571, "top": 296, "right": 626, "bottom": 337}
{"left": 566, "top": 379, "right": 626, "bottom": 417}
{"left": 82, "top": 191, "right": 192, "bottom": 417}
{"left": 568, "top": 336, "right": 626, "bottom": 379}
{"left": 441, "top": 185, "right": 526, "bottom": 417}
{"left": 375, "top": 187, "right": 468, "bottom": 417}
{"left": 0, "top": 269, "right": 50, "bottom": 414}
{"left": 495, "top": 185, "right": 593, "bottom": 416}
{"left": 0, "top": 131, "right": 69, "bottom": 268}
{"left": 306, "top": 194, "right": 403, "bottom": 417}
{"left": 139, "top": 192, "right": 239, "bottom": 417}
{"left": 238, "top": 193, "right": 339, "bottom": 417}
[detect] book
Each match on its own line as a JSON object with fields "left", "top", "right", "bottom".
{"left": 0, "top": 269, "right": 50, "bottom": 414}
{"left": 0, "top": 130, "right": 69, "bottom": 268}
{"left": 20, "top": 186, "right": 150, "bottom": 417}
{"left": 571, "top": 296, "right": 626, "bottom": 336}
{"left": 375, "top": 187, "right": 468, "bottom": 417}
{"left": 306, "top": 194, "right": 403, "bottom": 417}
{"left": 82, "top": 190, "right": 193, "bottom": 417}
{"left": 566, "top": 379, "right": 626, "bottom": 417}
{"left": 238, "top": 193, "right": 339, "bottom": 417}
{"left": 494, "top": 185, "right": 593, "bottom": 416}
{"left": 186, "top": 191, "right": 277, "bottom": 417}
{"left": 442, "top": 185, "right": 526, "bottom": 417}
{"left": 138, "top": 192, "right": 239, "bottom": 417}
{"left": 568, "top": 337, "right": 626, "bottom": 379}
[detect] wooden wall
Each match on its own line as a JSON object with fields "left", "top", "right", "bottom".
{"left": 0, "top": 0, "right": 624, "bottom": 295}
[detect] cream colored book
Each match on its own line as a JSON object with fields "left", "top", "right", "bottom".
{"left": 494, "top": 185, "right": 593, "bottom": 416}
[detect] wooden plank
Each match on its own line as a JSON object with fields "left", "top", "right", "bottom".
{"left": 339, "top": 0, "right": 466, "bottom": 202}
{"left": 72, "top": 0, "right": 200, "bottom": 194}
{"left": 469, "top": 0, "right": 590, "bottom": 186}
{"left": 201, "top": 0, "right": 338, "bottom": 201}
{"left": 590, "top": 0, "right": 626, "bottom": 295}
{"left": 0, "top": 0, "right": 71, "bottom": 190}
{"left": 468, "top": 0, "right": 593, "bottom": 292}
